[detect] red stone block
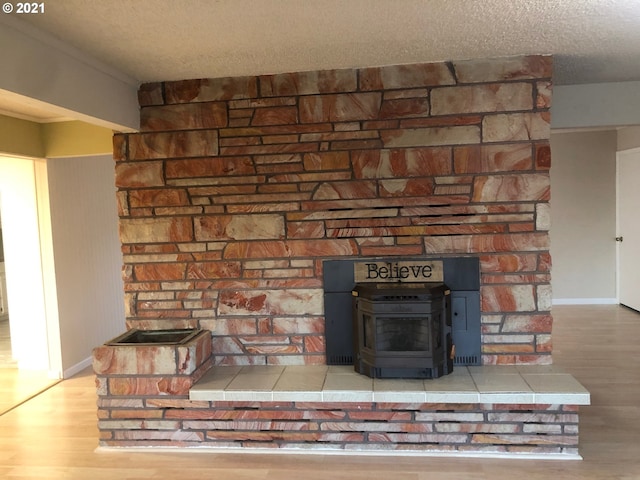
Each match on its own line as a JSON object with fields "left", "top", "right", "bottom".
{"left": 129, "top": 189, "right": 189, "bottom": 208}
{"left": 252, "top": 107, "right": 298, "bottom": 126}
{"left": 379, "top": 98, "right": 430, "bottom": 119}
{"left": 134, "top": 263, "right": 187, "bottom": 281}
{"left": 299, "top": 93, "right": 382, "bottom": 123}
{"left": 303, "top": 335, "right": 325, "bottom": 354}
{"left": 260, "top": 69, "right": 358, "bottom": 96}
{"left": 140, "top": 102, "right": 228, "bottom": 131}
{"left": 108, "top": 376, "right": 193, "bottom": 396}
{"left": 535, "top": 143, "right": 552, "bottom": 170}
{"left": 509, "top": 223, "right": 535, "bottom": 233}
{"left": 302, "top": 151, "right": 350, "bottom": 171}
{"left": 113, "top": 134, "right": 128, "bottom": 161}
{"left": 220, "top": 142, "right": 320, "bottom": 157}
{"left": 538, "top": 252, "right": 552, "bottom": 271}
{"left": 137, "top": 82, "right": 164, "bottom": 106}
{"left": 378, "top": 178, "right": 433, "bottom": 197}
{"left": 166, "top": 156, "right": 255, "bottom": 179}
{"left": 360, "top": 245, "right": 424, "bottom": 256}
{"left": 186, "top": 261, "right": 242, "bottom": 279}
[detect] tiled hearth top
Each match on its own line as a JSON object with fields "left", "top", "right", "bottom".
{"left": 190, "top": 364, "right": 590, "bottom": 405}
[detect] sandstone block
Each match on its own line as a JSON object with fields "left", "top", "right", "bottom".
{"left": 482, "top": 285, "right": 537, "bottom": 312}
{"left": 119, "top": 217, "right": 193, "bottom": 244}
{"left": 194, "top": 214, "right": 285, "bottom": 241}
{"left": 482, "top": 112, "right": 550, "bottom": 143}
{"left": 381, "top": 126, "right": 480, "bottom": 148}
{"left": 164, "top": 77, "right": 258, "bottom": 103}
{"left": 472, "top": 174, "right": 550, "bottom": 202}
{"left": 453, "top": 55, "right": 552, "bottom": 83}
{"left": 536, "top": 203, "right": 551, "bottom": 231}
{"left": 360, "top": 62, "right": 455, "bottom": 90}
{"left": 115, "top": 161, "right": 164, "bottom": 188}
{"left": 431, "top": 83, "right": 532, "bottom": 115}
{"left": 352, "top": 147, "right": 451, "bottom": 178}
{"left": 312, "top": 181, "right": 377, "bottom": 200}
{"left": 129, "top": 130, "right": 219, "bottom": 160}
{"left": 454, "top": 144, "right": 533, "bottom": 174}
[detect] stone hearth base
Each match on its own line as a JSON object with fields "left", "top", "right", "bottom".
{"left": 95, "top": 362, "right": 589, "bottom": 458}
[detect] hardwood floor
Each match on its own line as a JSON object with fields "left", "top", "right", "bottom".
{"left": 0, "top": 305, "right": 638, "bottom": 479}
{"left": 0, "top": 319, "right": 60, "bottom": 415}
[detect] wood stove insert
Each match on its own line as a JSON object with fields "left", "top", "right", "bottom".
{"left": 353, "top": 283, "right": 453, "bottom": 379}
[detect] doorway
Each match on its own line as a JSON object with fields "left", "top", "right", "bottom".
{"left": 0, "top": 155, "right": 54, "bottom": 372}
{"left": 0, "top": 155, "right": 61, "bottom": 413}
{"left": 617, "top": 148, "right": 640, "bottom": 311}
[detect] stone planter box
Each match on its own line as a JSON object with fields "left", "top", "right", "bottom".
{"left": 93, "top": 329, "right": 212, "bottom": 396}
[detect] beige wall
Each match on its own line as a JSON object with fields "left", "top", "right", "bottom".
{"left": 617, "top": 126, "right": 640, "bottom": 151}
{"left": 550, "top": 130, "right": 617, "bottom": 301}
{"left": 47, "top": 155, "right": 125, "bottom": 375}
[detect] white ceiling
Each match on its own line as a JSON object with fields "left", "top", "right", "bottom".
{"left": 4, "top": 0, "right": 640, "bottom": 122}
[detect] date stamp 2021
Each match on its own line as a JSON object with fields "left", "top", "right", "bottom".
{"left": 3, "top": 2, "right": 45, "bottom": 14}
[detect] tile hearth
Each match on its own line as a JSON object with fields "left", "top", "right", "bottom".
{"left": 190, "top": 364, "right": 590, "bottom": 405}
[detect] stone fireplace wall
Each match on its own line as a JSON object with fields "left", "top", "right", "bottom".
{"left": 114, "top": 55, "right": 553, "bottom": 366}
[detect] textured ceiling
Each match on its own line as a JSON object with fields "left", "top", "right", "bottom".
{"left": 16, "top": 0, "right": 640, "bottom": 86}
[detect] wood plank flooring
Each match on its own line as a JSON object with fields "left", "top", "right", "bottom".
{"left": 0, "top": 319, "right": 60, "bottom": 415}
{"left": 0, "top": 305, "right": 638, "bottom": 479}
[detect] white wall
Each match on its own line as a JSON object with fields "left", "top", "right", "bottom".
{"left": 46, "top": 155, "right": 126, "bottom": 376}
{"left": 552, "top": 82, "right": 640, "bottom": 129}
{"left": 550, "top": 130, "right": 618, "bottom": 302}
{"left": 0, "top": 16, "right": 139, "bottom": 132}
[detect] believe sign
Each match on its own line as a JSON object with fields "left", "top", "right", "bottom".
{"left": 354, "top": 260, "right": 444, "bottom": 283}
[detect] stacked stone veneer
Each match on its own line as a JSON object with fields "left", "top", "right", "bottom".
{"left": 113, "top": 54, "right": 553, "bottom": 366}
{"left": 97, "top": 397, "right": 579, "bottom": 455}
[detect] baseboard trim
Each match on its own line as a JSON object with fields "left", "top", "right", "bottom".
{"left": 552, "top": 298, "right": 618, "bottom": 305}
{"left": 95, "top": 445, "right": 583, "bottom": 461}
{"left": 63, "top": 356, "right": 92, "bottom": 379}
